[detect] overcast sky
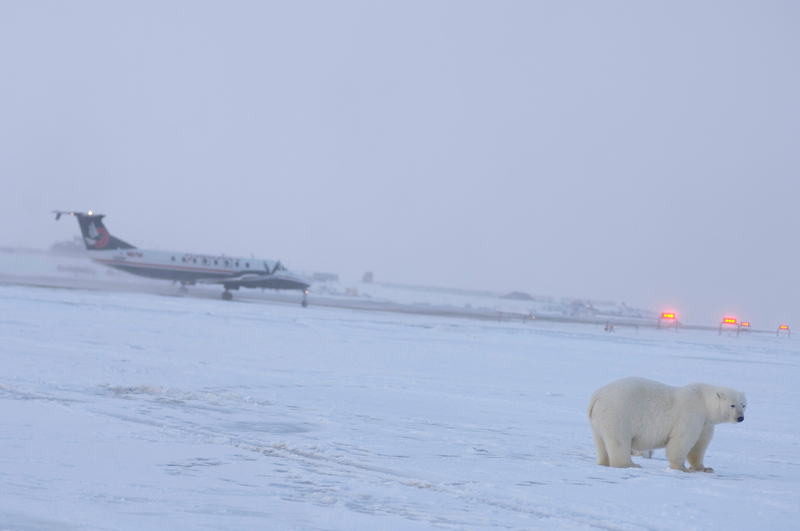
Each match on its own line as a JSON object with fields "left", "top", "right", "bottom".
{"left": 1, "top": 1, "right": 798, "bottom": 327}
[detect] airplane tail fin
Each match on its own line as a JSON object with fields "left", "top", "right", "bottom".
{"left": 54, "top": 211, "right": 137, "bottom": 251}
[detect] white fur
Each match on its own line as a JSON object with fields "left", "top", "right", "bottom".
{"left": 588, "top": 377, "right": 746, "bottom": 472}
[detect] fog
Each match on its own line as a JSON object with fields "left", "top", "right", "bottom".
{"left": 1, "top": 2, "right": 798, "bottom": 327}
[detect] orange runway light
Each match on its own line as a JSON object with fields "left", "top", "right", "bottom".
{"left": 723, "top": 318, "right": 737, "bottom": 325}
{"left": 780, "top": 325, "right": 789, "bottom": 330}
{"left": 661, "top": 313, "right": 676, "bottom": 319}
{"left": 741, "top": 322, "right": 750, "bottom": 327}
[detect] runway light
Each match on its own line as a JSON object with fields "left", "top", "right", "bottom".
{"left": 741, "top": 322, "right": 750, "bottom": 327}
{"left": 780, "top": 325, "right": 789, "bottom": 330}
{"left": 658, "top": 311, "right": 679, "bottom": 330}
{"left": 720, "top": 317, "right": 740, "bottom": 336}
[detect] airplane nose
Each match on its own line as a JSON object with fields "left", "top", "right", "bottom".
{"left": 737, "top": 416, "right": 744, "bottom": 423}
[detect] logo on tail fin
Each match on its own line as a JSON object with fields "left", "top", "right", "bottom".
{"left": 85, "top": 221, "right": 110, "bottom": 248}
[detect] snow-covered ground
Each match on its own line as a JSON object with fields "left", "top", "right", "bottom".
{"left": 1, "top": 283, "right": 799, "bottom": 530}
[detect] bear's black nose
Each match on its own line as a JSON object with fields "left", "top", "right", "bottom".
{"left": 737, "top": 416, "right": 744, "bottom": 422}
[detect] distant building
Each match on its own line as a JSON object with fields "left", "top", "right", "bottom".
{"left": 560, "top": 297, "right": 616, "bottom": 307}
{"left": 362, "top": 272, "right": 373, "bottom": 283}
{"left": 500, "top": 291, "right": 534, "bottom": 301}
{"left": 312, "top": 272, "right": 339, "bottom": 282}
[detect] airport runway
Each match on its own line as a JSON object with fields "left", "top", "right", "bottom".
{"left": 0, "top": 264, "right": 778, "bottom": 335}
{"left": 0, "top": 273, "right": 665, "bottom": 329}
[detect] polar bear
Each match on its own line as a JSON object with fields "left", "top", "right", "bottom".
{"left": 588, "top": 377, "right": 746, "bottom": 472}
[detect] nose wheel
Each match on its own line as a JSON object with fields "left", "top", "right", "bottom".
{"left": 222, "top": 290, "right": 233, "bottom": 301}
{"left": 301, "top": 290, "right": 308, "bottom": 307}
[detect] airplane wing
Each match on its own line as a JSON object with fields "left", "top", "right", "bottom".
{"left": 196, "top": 271, "right": 311, "bottom": 291}
{"left": 193, "top": 260, "right": 291, "bottom": 286}
{"left": 195, "top": 273, "right": 273, "bottom": 285}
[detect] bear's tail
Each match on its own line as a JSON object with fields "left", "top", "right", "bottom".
{"left": 587, "top": 395, "right": 597, "bottom": 420}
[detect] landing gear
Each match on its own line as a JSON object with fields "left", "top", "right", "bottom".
{"left": 222, "top": 283, "right": 238, "bottom": 301}
{"left": 301, "top": 289, "right": 309, "bottom": 307}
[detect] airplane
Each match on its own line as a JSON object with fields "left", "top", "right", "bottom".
{"left": 53, "top": 211, "right": 311, "bottom": 305}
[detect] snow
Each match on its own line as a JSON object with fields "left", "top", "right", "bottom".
{"left": 1, "top": 283, "right": 799, "bottom": 530}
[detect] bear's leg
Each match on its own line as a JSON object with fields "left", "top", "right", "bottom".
{"left": 592, "top": 429, "right": 610, "bottom": 466}
{"left": 606, "top": 436, "right": 641, "bottom": 468}
{"left": 665, "top": 439, "right": 690, "bottom": 471}
{"left": 688, "top": 425, "right": 715, "bottom": 473}
{"left": 666, "top": 430, "right": 701, "bottom": 472}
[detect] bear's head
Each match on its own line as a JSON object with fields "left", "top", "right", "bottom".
{"left": 716, "top": 388, "right": 747, "bottom": 424}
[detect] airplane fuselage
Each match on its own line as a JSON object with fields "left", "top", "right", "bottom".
{"left": 89, "top": 249, "right": 310, "bottom": 291}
